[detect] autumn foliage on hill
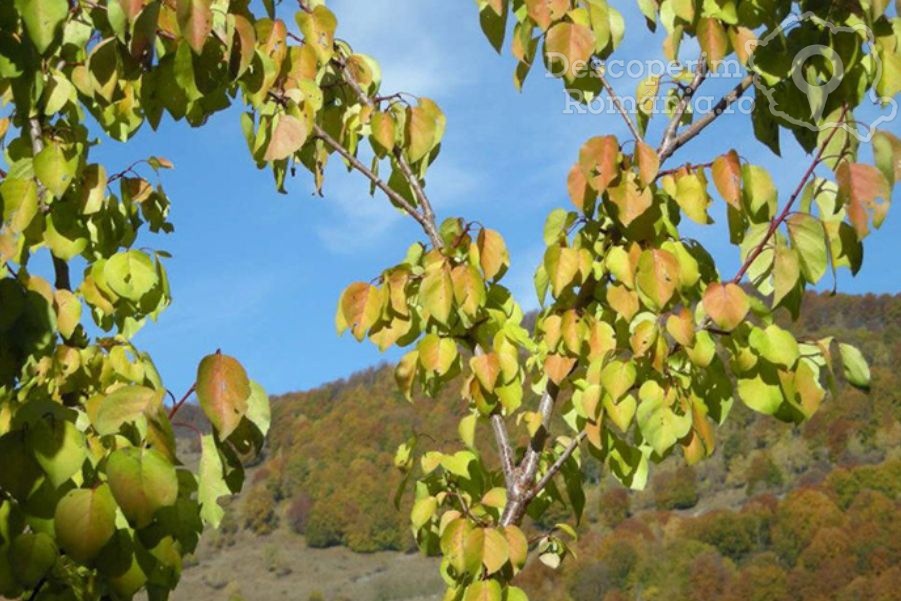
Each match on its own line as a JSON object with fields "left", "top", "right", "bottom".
{"left": 231, "top": 292, "right": 900, "bottom": 560}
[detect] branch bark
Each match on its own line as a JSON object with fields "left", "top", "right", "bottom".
{"left": 659, "top": 74, "right": 754, "bottom": 163}
{"left": 658, "top": 60, "right": 708, "bottom": 159}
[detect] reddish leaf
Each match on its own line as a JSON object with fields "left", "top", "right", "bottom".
{"left": 196, "top": 353, "right": 250, "bottom": 438}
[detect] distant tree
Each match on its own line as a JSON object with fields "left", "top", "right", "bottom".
{"left": 653, "top": 465, "right": 700, "bottom": 510}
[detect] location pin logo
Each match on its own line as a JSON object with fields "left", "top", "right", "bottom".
{"left": 790, "top": 45, "right": 844, "bottom": 123}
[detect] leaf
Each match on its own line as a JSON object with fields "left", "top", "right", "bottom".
{"left": 296, "top": 5, "right": 337, "bottom": 63}
{"left": 836, "top": 161, "right": 891, "bottom": 238}
{"left": 410, "top": 496, "right": 437, "bottom": 529}
{"left": 405, "top": 102, "right": 439, "bottom": 163}
{"left": 703, "top": 283, "right": 749, "bottom": 331}
{"left": 106, "top": 447, "right": 178, "bottom": 528}
{"left": 772, "top": 240, "right": 800, "bottom": 306}
{"left": 712, "top": 150, "right": 742, "bottom": 209}
{"left": 545, "top": 354, "right": 576, "bottom": 385}
{"left": 27, "top": 418, "right": 86, "bottom": 488}
{"left": 9, "top": 533, "right": 56, "bottom": 588}
{"left": 481, "top": 528, "right": 509, "bottom": 575}
{"left": 544, "top": 245, "right": 580, "bottom": 297}
{"left": 737, "top": 367, "right": 784, "bottom": 415}
{"left": 786, "top": 213, "right": 828, "bottom": 284}
{"left": 675, "top": 172, "right": 711, "bottom": 224}
{"left": 697, "top": 17, "right": 727, "bottom": 69}
{"left": 872, "top": 130, "right": 900, "bottom": 187}
{"left": 749, "top": 325, "right": 799, "bottom": 368}
{"left": 600, "top": 360, "right": 637, "bottom": 401}
{"left": 839, "top": 343, "right": 870, "bottom": 390}
{"left": 608, "top": 176, "right": 653, "bottom": 226}
{"left": 419, "top": 334, "right": 458, "bottom": 376}
{"left": 526, "top": 0, "right": 569, "bottom": 31}
{"left": 16, "top": 0, "right": 67, "bottom": 54}
{"left": 176, "top": 0, "right": 212, "bottom": 54}
{"left": 92, "top": 386, "right": 162, "bottom": 436}
{"left": 34, "top": 142, "right": 73, "bottom": 199}
{"left": 198, "top": 434, "right": 230, "bottom": 527}
{"left": 478, "top": 228, "right": 510, "bottom": 280}
{"left": 742, "top": 165, "right": 777, "bottom": 221}
{"left": 54, "top": 485, "right": 117, "bottom": 562}
{"left": 420, "top": 266, "right": 454, "bottom": 324}
{"left": 441, "top": 519, "right": 483, "bottom": 576}
{"left": 264, "top": 115, "right": 308, "bottom": 162}
{"left": 636, "top": 382, "right": 691, "bottom": 456}
{"left": 104, "top": 250, "right": 158, "bottom": 301}
{"left": 464, "top": 580, "right": 502, "bottom": 601}
{"left": 579, "top": 135, "right": 620, "bottom": 194}
{"left": 338, "top": 282, "right": 381, "bottom": 341}
{"left": 635, "top": 140, "right": 660, "bottom": 186}
{"left": 471, "top": 352, "right": 501, "bottom": 392}
{"left": 545, "top": 22, "right": 596, "bottom": 81}
{"left": 196, "top": 353, "right": 251, "bottom": 439}
{"left": 635, "top": 249, "right": 680, "bottom": 312}
{"left": 369, "top": 111, "right": 396, "bottom": 155}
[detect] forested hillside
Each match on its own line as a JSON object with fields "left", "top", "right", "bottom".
{"left": 181, "top": 292, "right": 900, "bottom": 600}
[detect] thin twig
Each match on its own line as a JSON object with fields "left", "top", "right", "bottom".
{"left": 595, "top": 67, "right": 643, "bottom": 142}
{"left": 312, "top": 124, "right": 438, "bottom": 241}
{"left": 731, "top": 105, "right": 849, "bottom": 284}
{"left": 168, "top": 383, "right": 197, "bottom": 419}
{"left": 530, "top": 432, "right": 587, "bottom": 499}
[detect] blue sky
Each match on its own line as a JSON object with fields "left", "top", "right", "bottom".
{"left": 79, "top": 1, "right": 899, "bottom": 397}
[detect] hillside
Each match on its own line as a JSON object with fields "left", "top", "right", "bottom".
{"left": 174, "top": 292, "right": 901, "bottom": 601}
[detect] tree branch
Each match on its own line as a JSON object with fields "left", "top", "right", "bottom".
{"left": 731, "top": 105, "right": 849, "bottom": 284}
{"left": 312, "top": 124, "right": 440, "bottom": 243}
{"left": 529, "top": 431, "right": 587, "bottom": 499}
{"left": 659, "top": 74, "right": 754, "bottom": 163}
{"left": 595, "top": 67, "right": 643, "bottom": 142}
{"left": 659, "top": 60, "right": 708, "bottom": 159}
{"left": 490, "top": 413, "right": 516, "bottom": 486}
{"left": 168, "top": 382, "right": 197, "bottom": 419}
{"left": 330, "top": 57, "right": 442, "bottom": 248}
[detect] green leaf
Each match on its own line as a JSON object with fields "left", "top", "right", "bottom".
{"left": 410, "top": 496, "right": 438, "bottom": 529}
{"left": 838, "top": 343, "right": 870, "bottom": 391}
{"left": 27, "top": 418, "right": 86, "bottom": 488}
{"left": 482, "top": 528, "right": 510, "bottom": 575}
{"left": 104, "top": 250, "right": 159, "bottom": 301}
{"left": 464, "top": 579, "right": 502, "bottom": 601}
{"left": 16, "top": 0, "right": 67, "bottom": 54}
{"left": 54, "top": 485, "right": 117, "bottom": 563}
{"left": 196, "top": 353, "right": 250, "bottom": 439}
{"left": 245, "top": 380, "right": 271, "bottom": 436}
{"left": 420, "top": 267, "right": 454, "bottom": 325}
{"left": 636, "top": 382, "right": 691, "bottom": 456}
{"left": 106, "top": 447, "right": 178, "bottom": 528}
{"left": 741, "top": 165, "right": 777, "bottom": 221}
{"left": 600, "top": 360, "right": 637, "bottom": 401}
{"left": 786, "top": 213, "right": 828, "bottom": 283}
{"left": 34, "top": 142, "right": 73, "bottom": 199}
{"left": 772, "top": 239, "right": 800, "bottom": 306}
{"left": 748, "top": 324, "right": 799, "bottom": 368}
{"left": 544, "top": 245, "right": 580, "bottom": 297}
{"left": 737, "top": 365, "right": 784, "bottom": 415}
{"left": 197, "top": 434, "right": 230, "bottom": 527}
{"left": 441, "top": 519, "right": 483, "bottom": 576}
{"left": 9, "top": 533, "right": 56, "bottom": 588}
{"left": 92, "top": 386, "right": 163, "bottom": 436}
{"left": 296, "top": 5, "right": 337, "bottom": 64}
